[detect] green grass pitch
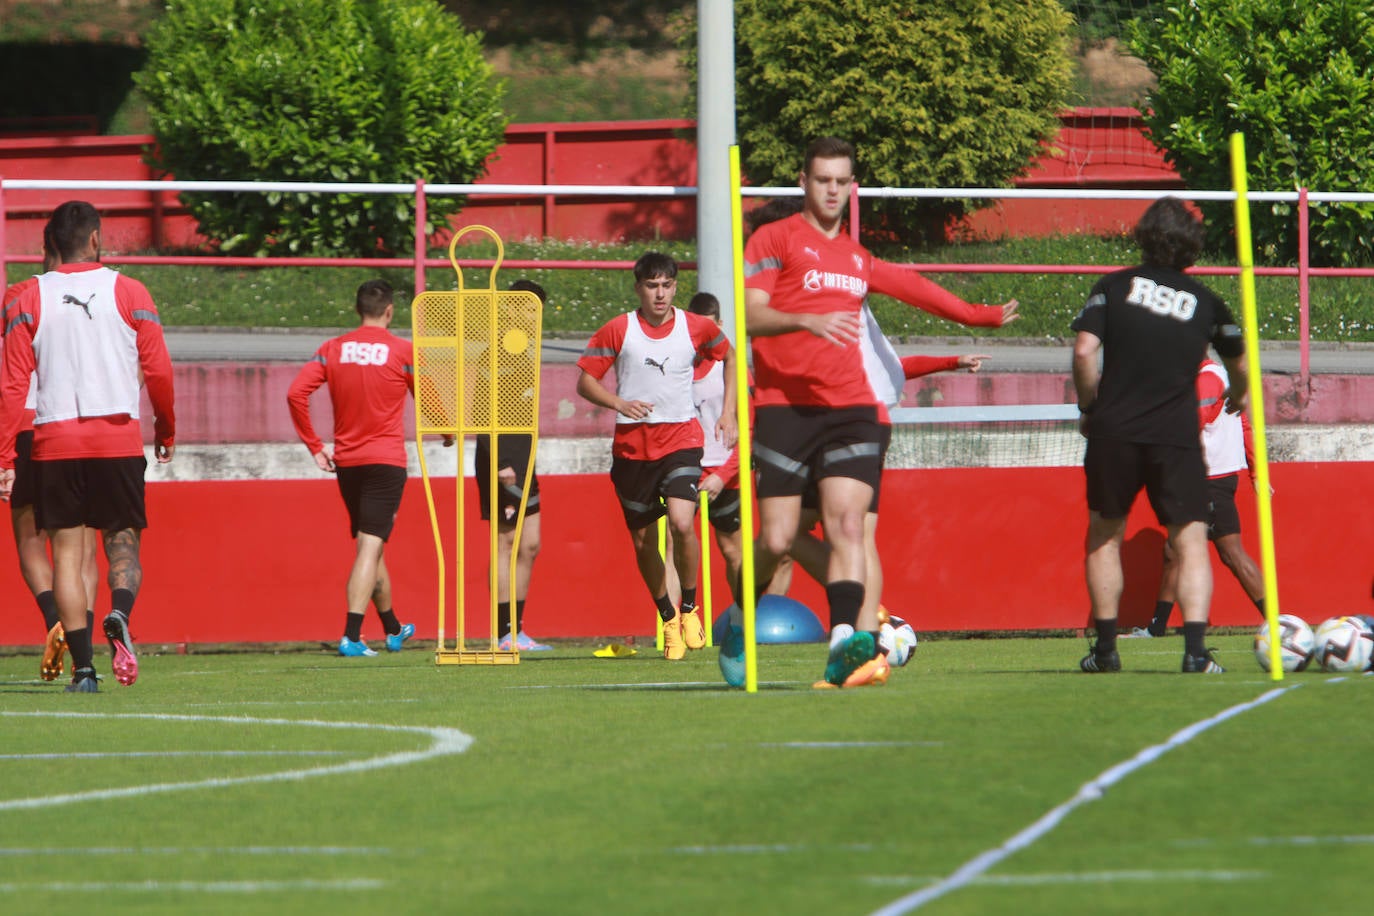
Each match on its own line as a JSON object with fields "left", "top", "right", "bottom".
{"left": 0, "top": 634, "right": 1368, "bottom": 915}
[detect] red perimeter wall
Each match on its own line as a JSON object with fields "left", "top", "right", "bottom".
{"left": 2, "top": 461, "right": 1371, "bottom": 648}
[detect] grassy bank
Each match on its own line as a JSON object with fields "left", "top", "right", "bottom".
{"left": 8, "top": 233, "right": 1372, "bottom": 341}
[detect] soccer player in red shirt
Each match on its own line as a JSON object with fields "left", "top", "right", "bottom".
{"left": 576, "top": 252, "right": 737, "bottom": 660}
{"left": 0, "top": 201, "right": 176, "bottom": 692}
{"left": 288, "top": 279, "right": 446, "bottom": 657}
{"left": 743, "top": 137, "right": 1017, "bottom": 687}
{"left": 1, "top": 233, "right": 102, "bottom": 682}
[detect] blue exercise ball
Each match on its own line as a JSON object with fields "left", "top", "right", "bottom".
{"left": 712, "top": 595, "right": 826, "bottom": 644}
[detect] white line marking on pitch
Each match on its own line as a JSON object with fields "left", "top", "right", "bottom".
{"left": 0, "top": 846, "right": 394, "bottom": 857}
{"left": 0, "top": 751, "right": 347, "bottom": 761}
{"left": 0, "top": 879, "right": 383, "bottom": 894}
{"left": 864, "top": 869, "right": 1266, "bottom": 888}
{"left": 673, "top": 843, "right": 878, "bottom": 855}
{"left": 759, "top": 741, "right": 943, "bottom": 749}
{"left": 868, "top": 685, "right": 1298, "bottom": 916}
{"left": 1174, "top": 834, "right": 1374, "bottom": 849}
{"left": 0, "top": 712, "right": 473, "bottom": 813}
{"left": 174, "top": 699, "right": 420, "bottom": 708}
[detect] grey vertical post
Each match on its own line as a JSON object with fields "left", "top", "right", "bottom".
{"left": 697, "top": 0, "right": 737, "bottom": 342}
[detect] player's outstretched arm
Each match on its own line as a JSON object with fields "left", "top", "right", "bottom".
{"left": 871, "top": 260, "right": 1018, "bottom": 328}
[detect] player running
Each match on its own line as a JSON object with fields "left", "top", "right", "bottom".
{"left": 576, "top": 253, "right": 737, "bottom": 660}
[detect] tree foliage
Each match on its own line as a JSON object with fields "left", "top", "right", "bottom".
{"left": 136, "top": 0, "right": 506, "bottom": 256}
{"left": 1128, "top": 0, "right": 1374, "bottom": 266}
{"left": 703, "top": 0, "right": 1074, "bottom": 245}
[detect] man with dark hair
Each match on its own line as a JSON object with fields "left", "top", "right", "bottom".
{"left": 742, "top": 137, "right": 1017, "bottom": 687}
{"left": 576, "top": 253, "right": 737, "bottom": 660}
{"left": 0, "top": 200, "right": 176, "bottom": 693}
{"left": 475, "top": 278, "right": 550, "bottom": 651}
{"left": 288, "top": 279, "right": 444, "bottom": 657}
{"left": 1, "top": 232, "right": 102, "bottom": 682}
{"left": 1071, "top": 195, "right": 1248, "bottom": 674}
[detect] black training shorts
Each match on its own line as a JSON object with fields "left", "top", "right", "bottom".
{"left": 9, "top": 430, "right": 37, "bottom": 509}
{"left": 33, "top": 454, "right": 148, "bottom": 531}
{"left": 1085, "top": 438, "right": 1209, "bottom": 526}
{"left": 705, "top": 485, "right": 742, "bottom": 534}
{"left": 474, "top": 434, "right": 540, "bottom": 523}
{"left": 754, "top": 405, "right": 884, "bottom": 500}
{"left": 801, "top": 421, "right": 891, "bottom": 513}
{"left": 609, "top": 447, "right": 703, "bottom": 530}
{"left": 1206, "top": 473, "right": 1242, "bottom": 540}
{"left": 335, "top": 464, "right": 407, "bottom": 541}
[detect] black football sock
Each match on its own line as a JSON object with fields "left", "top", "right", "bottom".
{"left": 87, "top": 610, "right": 94, "bottom": 633}
{"left": 498, "top": 601, "right": 516, "bottom": 639}
{"left": 111, "top": 588, "right": 135, "bottom": 620}
{"left": 344, "top": 613, "right": 364, "bottom": 643}
{"left": 377, "top": 609, "right": 401, "bottom": 636}
{"left": 1149, "top": 600, "right": 1173, "bottom": 635}
{"left": 825, "top": 581, "right": 864, "bottom": 631}
{"left": 681, "top": 587, "right": 697, "bottom": 611}
{"left": 515, "top": 599, "right": 527, "bottom": 632}
{"left": 1094, "top": 617, "right": 1118, "bottom": 653}
{"left": 655, "top": 593, "right": 676, "bottom": 622}
{"left": 1252, "top": 596, "right": 1266, "bottom": 620}
{"left": 1183, "top": 622, "right": 1207, "bottom": 658}
{"left": 66, "top": 626, "right": 94, "bottom": 670}
{"left": 35, "top": 591, "right": 60, "bottom": 631}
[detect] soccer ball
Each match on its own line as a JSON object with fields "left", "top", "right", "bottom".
{"left": 878, "top": 615, "right": 918, "bottom": 668}
{"left": 1313, "top": 616, "right": 1374, "bottom": 673}
{"left": 1252, "top": 614, "right": 1315, "bottom": 672}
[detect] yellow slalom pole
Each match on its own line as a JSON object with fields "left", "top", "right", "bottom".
{"left": 728, "top": 145, "right": 759, "bottom": 693}
{"left": 699, "top": 489, "right": 714, "bottom": 647}
{"left": 656, "top": 516, "right": 666, "bottom": 652}
{"left": 1230, "top": 132, "right": 1283, "bottom": 681}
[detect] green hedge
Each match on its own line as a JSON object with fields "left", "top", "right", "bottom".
{"left": 1129, "top": 0, "right": 1374, "bottom": 267}
{"left": 136, "top": 0, "right": 506, "bottom": 258}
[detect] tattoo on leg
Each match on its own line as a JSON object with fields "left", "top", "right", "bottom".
{"left": 103, "top": 528, "right": 143, "bottom": 595}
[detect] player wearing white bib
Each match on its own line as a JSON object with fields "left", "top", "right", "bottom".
{"left": 0, "top": 201, "right": 176, "bottom": 693}
{"left": 1133, "top": 358, "right": 1265, "bottom": 637}
{"left": 1, "top": 235, "right": 101, "bottom": 682}
{"left": 576, "top": 253, "right": 736, "bottom": 660}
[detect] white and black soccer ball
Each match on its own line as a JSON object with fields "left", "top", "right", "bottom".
{"left": 878, "top": 615, "right": 918, "bottom": 668}
{"left": 1252, "top": 614, "right": 1315, "bottom": 673}
{"left": 1313, "top": 616, "right": 1374, "bottom": 673}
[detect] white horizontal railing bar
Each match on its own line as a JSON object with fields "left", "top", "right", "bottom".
{"left": 8, "top": 178, "right": 1374, "bottom": 206}
{"left": 0, "top": 178, "right": 698, "bottom": 197}
{"left": 3, "top": 179, "right": 416, "bottom": 194}
{"left": 889, "top": 405, "right": 1080, "bottom": 424}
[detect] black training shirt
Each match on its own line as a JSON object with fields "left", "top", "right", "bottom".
{"left": 1071, "top": 264, "right": 1244, "bottom": 446}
